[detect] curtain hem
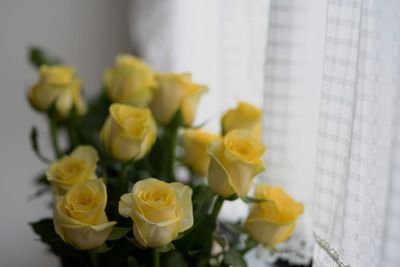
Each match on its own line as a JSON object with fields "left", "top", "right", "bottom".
{"left": 313, "top": 232, "right": 351, "bottom": 267}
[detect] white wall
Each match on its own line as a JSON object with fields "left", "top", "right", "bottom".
{"left": 0, "top": 1, "right": 131, "bottom": 266}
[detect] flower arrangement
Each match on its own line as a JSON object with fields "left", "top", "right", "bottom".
{"left": 28, "top": 47, "right": 303, "bottom": 267}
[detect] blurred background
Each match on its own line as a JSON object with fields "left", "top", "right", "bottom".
{"left": 2, "top": 0, "right": 400, "bottom": 267}
{"left": 0, "top": 1, "right": 130, "bottom": 266}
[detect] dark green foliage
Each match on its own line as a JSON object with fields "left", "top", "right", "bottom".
{"left": 30, "top": 126, "right": 51, "bottom": 163}
{"left": 29, "top": 47, "right": 62, "bottom": 68}
{"left": 223, "top": 249, "right": 247, "bottom": 267}
{"left": 30, "top": 219, "right": 89, "bottom": 266}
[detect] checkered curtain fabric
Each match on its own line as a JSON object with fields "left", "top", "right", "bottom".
{"left": 313, "top": 0, "right": 400, "bottom": 266}
{"left": 260, "top": 0, "right": 326, "bottom": 264}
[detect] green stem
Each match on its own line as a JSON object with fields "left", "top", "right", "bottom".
{"left": 152, "top": 249, "right": 160, "bottom": 267}
{"left": 120, "top": 162, "right": 130, "bottom": 196}
{"left": 67, "top": 117, "right": 79, "bottom": 148}
{"left": 49, "top": 111, "right": 62, "bottom": 159}
{"left": 165, "top": 123, "right": 178, "bottom": 182}
{"left": 211, "top": 195, "right": 224, "bottom": 219}
{"left": 241, "top": 241, "right": 258, "bottom": 255}
{"left": 89, "top": 250, "right": 99, "bottom": 267}
{"left": 195, "top": 196, "right": 224, "bottom": 267}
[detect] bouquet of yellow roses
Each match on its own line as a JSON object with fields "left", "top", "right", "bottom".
{"left": 28, "top": 47, "right": 303, "bottom": 267}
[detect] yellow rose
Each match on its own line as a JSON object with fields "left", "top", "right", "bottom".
{"left": 53, "top": 179, "right": 116, "bottom": 250}
{"left": 221, "top": 101, "right": 262, "bottom": 139}
{"left": 47, "top": 145, "right": 99, "bottom": 195}
{"left": 104, "top": 55, "right": 156, "bottom": 107}
{"left": 29, "top": 65, "right": 86, "bottom": 117}
{"left": 119, "top": 178, "right": 193, "bottom": 248}
{"left": 207, "top": 129, "right": 266, "bottom": 198}
{"left": 150, "top": 73, "right": 207, "bottom": 126}
{"left": 244, "top": 184, "right": 303, "bottom": 246}
{"left": 100, "top": 103, "right": 157, "bottom": 161}
{"left": 182, "top": 129, "right": 220, "bottom": 176}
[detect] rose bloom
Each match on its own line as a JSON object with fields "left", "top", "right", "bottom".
{"left": 101, "top": 103, "right": 157, "bottom": 161}
{"left": 208, "top": 129, "right": 266, "bottom": 198}
{"left": 104, "top": 55, "right": 156, "bottom": 107}
{"left": 182, "top": 129, "right": 220, "bottom": 177}
{"left": 47, "top": 145, "right": 99, "bottom": 195}
{"left": 150, "top": 73, "right": 207, "bottom": 126}
{"left": 53, "top": 179, "right": 116, "bottom": 250}
{"left": 221, "top": 101, "right": 262, "bottom": 139}
{"left": 29, "top": 65, "right": 86, "bottom": 117}
{"left": 119, "top": 178, "right": 193, "bottom": 248}
{"left": 245, "top": 184, "right": 303, "bottom": 246}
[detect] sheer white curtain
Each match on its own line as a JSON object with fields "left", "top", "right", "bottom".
{"left": 129, "top": 0, "right": 268, "bottom": 131}
{"left": 255, "top": 0, "right": 327, "bottom": 264}
{"left": 128, "top": 0, "right": 400, "bottom": 266}
{"left": 313, "top": 0, "right": 400, "bottom": 266}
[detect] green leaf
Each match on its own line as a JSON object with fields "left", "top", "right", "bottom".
{"left": 28, "top": 172, "right": 51, "bottom": 200}
{"left": 100, "top": 238, "right": 138, "bottom": 267}
{"left": 225, "top": 194, "right": 239, "bottom": 201}
{"left": 30, "top": 218, "right": 86, "bottom": 262}
{"left": 221, "top": 221, "right": 244, "bottom": 235}
{"left": 191, "top": 118, "right": 210, "bottom": 129}
{"left": 192, "top": 185, "right": 214, "bottom": 206}
{"left": 125, "top": 237, "right": 146, "bottom": 249}
{"left": 241, "top": 238, "right": 258, "bottom": 255}
{"left": 34, "top": 172, "right": 49, "bottom": 186}
{"left": 30, "top": 218, "right": 64, "bottom": 246}
{"left": 191, "top": 185, "right": 215, "bottom": 218}
{"left": 241, "top": 196, "right": 270, "bottom": 204}
{"left": 156, "top": 243, "right": 175, "bottom": 253}
{"left": 127, "top": 257, "right": 140, "bottom": 267}
{"left": 165, "top": 251, "right": 188, "bottom": 267}
{"left": 92, "top": 243, "right": 112, "bottom": 254}
{"left": 30, "top": 126, "right": 51, "bottom": 163}
{"left": 107, "top": 227, "right": 131, "bottom": 241}
{"left": 168, "top": 108, "right": 183, "bottom": 129}
{"left": 224, "top": 249, "right": 247, "bottom": 267}
{"left": 29, "top": 47, "right": 62, "bottom": 68}
{"left": 28, "top": 187, "right": 50, "bottom": 200}
{"left": 174, "top": 214, "right": 216, "bottom": 250}
{"left": 74, "top": 92, "right": 110, "bottom": 154}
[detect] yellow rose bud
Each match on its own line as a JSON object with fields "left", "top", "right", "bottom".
{"left": 47, "top": 145, "right": 99, "bottom": 195}
{"left": 119, "top": 178, "right": 193, "bottom": 248}
{"left": 104, "top": 55, "right": 156, "bottom": 107}
{"left": 53, "top": 179, "right": 116, "bottom": 250}
{"left": 244, "top": 184, "right": 303, "bottom": 246}
{"left": 207, "top": 129, "right": 266, "bottom": 198}
{"left": 221, "top": 101, "right": 262, "bottom": 139}
{"left": 150, "top": 73, "right": 207, "bottom": 126}
{"left": 29, "top": 65, "right": 86, "bottom": 117}
{"left": 100, "top": 103, "right": 157, "bottom": 161}
{"left": 182, "top": 129, "right": 220, "bottom": 176}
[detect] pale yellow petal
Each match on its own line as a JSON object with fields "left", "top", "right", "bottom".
{"left": 62, "top": 221, "right": 116, "bottom": 250}
{"left": 111, "top": 134, "right": 140, "bottom": 161}
{"left": 170, "top": 183, "right": 193, "bottom": 232}
{"left": 181, "top": 85, "right": 208, "bottom": 126}
{"left": 119, "top": 193, "right": 134, "bottom": 218}
{"left": 224, "top": 159, "right": 265, "bottom": 198}
{"left": 132, "top": 216, "right": 179, "bottom": 248}
{"left": 150, "top": 74, "right": 187, "bottom": 125}
{"left": 70, "top": 145, "right": 99, "bottom": 166}
{"left": 207, "top": 140, "right": 235, "bottom": 197}
{"left": 244, "top": 219, "right": 296, "bottom": 246}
